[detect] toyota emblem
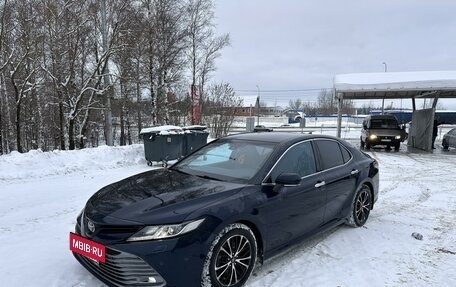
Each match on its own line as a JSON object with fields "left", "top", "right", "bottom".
{"left": 87, "top": 220, "right": 96, "bottom": 233}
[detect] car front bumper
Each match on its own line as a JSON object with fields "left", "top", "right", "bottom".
{"left": 73, "top": 220, "right": 213, "bottom": 287}
{"left": 367, "top": 136, "right": 402, "bottom": 146}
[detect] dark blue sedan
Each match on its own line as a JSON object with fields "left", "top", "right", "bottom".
{"left": 72, "top": 133, "right": 379, "bottom": 287}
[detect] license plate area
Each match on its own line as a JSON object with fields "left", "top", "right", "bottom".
{"left": 381, "top": 139, "right": 391, "bottom": 142}
{"left": 70, "top": 232, "right": 106, "bottom": 263}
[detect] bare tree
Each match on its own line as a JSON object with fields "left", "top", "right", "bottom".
{"left": 202, "top": 82, "right": 242, "bottom": 138}
{"left": 187, "top": 0, "right": 230, "bottom": 124}
{"left": 286, "top": 99, "right": 303, "bottom": 110}
{"left": 0, "top": 0, "right": 8, "bottom": 154}
{"left": 6, "top": 1, "right": 41, "bottom": 153}
{"left": 0, "top": 0, "right": 230, "bottom": 154}
{"left": 317, "top": 89, "right": 336, "bottom": 115}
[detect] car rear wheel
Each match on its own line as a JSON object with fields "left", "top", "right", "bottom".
{"left": 202, "top": 223, "right": 257, "bottom": 287}
{"left": 346, "top": 184, "right": 372, "bottom": 227}
{"left": 443, "top": 139, "right": 449, "bottom": 150}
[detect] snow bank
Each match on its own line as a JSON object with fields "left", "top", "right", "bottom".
{"left": 0, "top": 145, "right": 145, "bottom": 182}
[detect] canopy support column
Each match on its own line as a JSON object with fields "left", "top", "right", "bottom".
{"left": 432, "top": 93, "right": 440, "bottom": 109}
{"left": 336, "top": 92, "right": 343, "bottom": 138}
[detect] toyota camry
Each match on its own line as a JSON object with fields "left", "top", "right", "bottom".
{"left": 71, "top": 133, "right": 379, "bottom": 287}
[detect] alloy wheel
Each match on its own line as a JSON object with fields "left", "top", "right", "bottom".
{"left": 214, "top": 234, "right": 252, "bottom": 287}
{"left": 355, "top": 188, "right": 371, "bottom": 224}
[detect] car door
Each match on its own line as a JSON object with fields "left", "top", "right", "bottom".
{"left": 259, "top": 141, "right": 326, "bottom": 252}
{"left": 314, "top": 139, "right": 358, "bottom": 224}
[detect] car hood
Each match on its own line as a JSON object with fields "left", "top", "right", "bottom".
{"left": 84, "top": 168, "right": 245, "bottom": 224}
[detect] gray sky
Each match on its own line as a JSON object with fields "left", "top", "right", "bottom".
{"left": 213, "top": 0, "right": 456, "bottom": 109}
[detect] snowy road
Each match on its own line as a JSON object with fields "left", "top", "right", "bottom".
{"left": 0, "top": 145, "right": 455, "bottom": 287}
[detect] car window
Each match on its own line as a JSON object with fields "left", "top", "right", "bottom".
{"left": 340, "top": 145, "right": 352, "bottom": 163}
{"left": 315, "top": 140, "right": 345, "bottom": 170}
{"left": 269, "top": 141, "right": 316, "bottom": 182}
{"left": 369, "top": 118, "right": 398, "bottom": 129}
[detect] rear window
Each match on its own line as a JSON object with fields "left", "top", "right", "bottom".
{"left": 341, "top": 145, "right": 352, "bottom": 163}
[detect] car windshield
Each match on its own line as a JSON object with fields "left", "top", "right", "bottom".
{"left": 370, "top": 119, "right": 399, "bottom": 129}
{"left": 172, "top": 139, "right": 276, "bottom": 183}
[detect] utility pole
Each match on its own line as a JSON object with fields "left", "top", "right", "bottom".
{"left": 102, "top": 0, "right": 113, "bottom": 146}
{"left": 381, "top": 62, "right": 387, "bottom": 114}
{"left": 256, "top": 85, "right": 260, "bottom": 126}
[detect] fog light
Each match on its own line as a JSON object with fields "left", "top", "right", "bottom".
{"left": 148, "top": 277, "right": 157, "bottom": 283}
{"left": 395, "top": 135, "right": 401, "bottom": 139}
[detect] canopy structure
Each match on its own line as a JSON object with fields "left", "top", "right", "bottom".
{"left": 334, "top": 71, "right": 456, "bottom": 100}
{"left": 333, "top": 71, "right": 456, "bottom": 151}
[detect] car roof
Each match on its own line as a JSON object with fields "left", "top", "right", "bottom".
{"left": 367, "top": 114, "right": 397, "bottom": 120}
{"left": 223, "top": 132, "right": 339, "bottom": 144}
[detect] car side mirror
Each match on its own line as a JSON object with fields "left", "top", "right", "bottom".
{"left": 275, "top": 173, "right": 301, "bottom": 186}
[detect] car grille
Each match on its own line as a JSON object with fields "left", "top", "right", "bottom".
{"left": 76, "top": 247, "right": 166, "bottom": 287}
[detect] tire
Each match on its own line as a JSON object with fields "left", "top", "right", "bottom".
{"left": 365, "top": 141, "right": 371, "bottom": 150}
{"left": 360, "top": 138, "right": 365, "bottom": 149}
{"left": 202, "top": 223, "right": 257, "bottom": 287}
{"left": 346, "top": 184, "right": 373, "bottom": 227}
{"left": 394, "top": 143, "right": 400, "bottom": 151}
{"left": 443, "top": 140, "right": 449, "bottom": 150}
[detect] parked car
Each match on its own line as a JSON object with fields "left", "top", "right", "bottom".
{"left": 360, "top": 114, "right": 407, "bottom": 151}
{"left": 71, "top": 133, "right": 379, "bottom": 287}
{"left": 442, "top": 128, "right": 456, "bottom": 149}
{"left": 253, "top": 125, "right": 273, "bottom": 132}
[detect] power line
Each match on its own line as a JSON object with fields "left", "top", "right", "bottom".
{"left": 235, "top": 88, "right": 332, "bottom": 93}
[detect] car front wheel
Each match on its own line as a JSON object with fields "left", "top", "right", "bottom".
{"left": 394, "top": 143, "right": 400, "bottom": 151}
{"left": 346, "top": 184, "right": 373, "bottom": 227}
{"left": 202, "top": 223, "right": 257, "bottom": 287}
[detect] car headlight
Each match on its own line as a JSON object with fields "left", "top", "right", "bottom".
{"left": 369, "top": 134, "right": 377, "bottom": 140}
{"left": 127, "top": 218, "right": 205, "bottom": 242}
{"left": 395, "top": 135, "right": 401, "bottom": 139}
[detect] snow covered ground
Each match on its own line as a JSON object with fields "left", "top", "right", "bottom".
{"left": 0, "top": 143, "right": 455, "bottom": 287}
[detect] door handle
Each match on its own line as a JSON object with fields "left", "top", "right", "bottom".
{"left": 350, "top": 169, "right": 359, "bottom": 175}
{"left": 314, "top": 181, "right": 326, "bottom": 188}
